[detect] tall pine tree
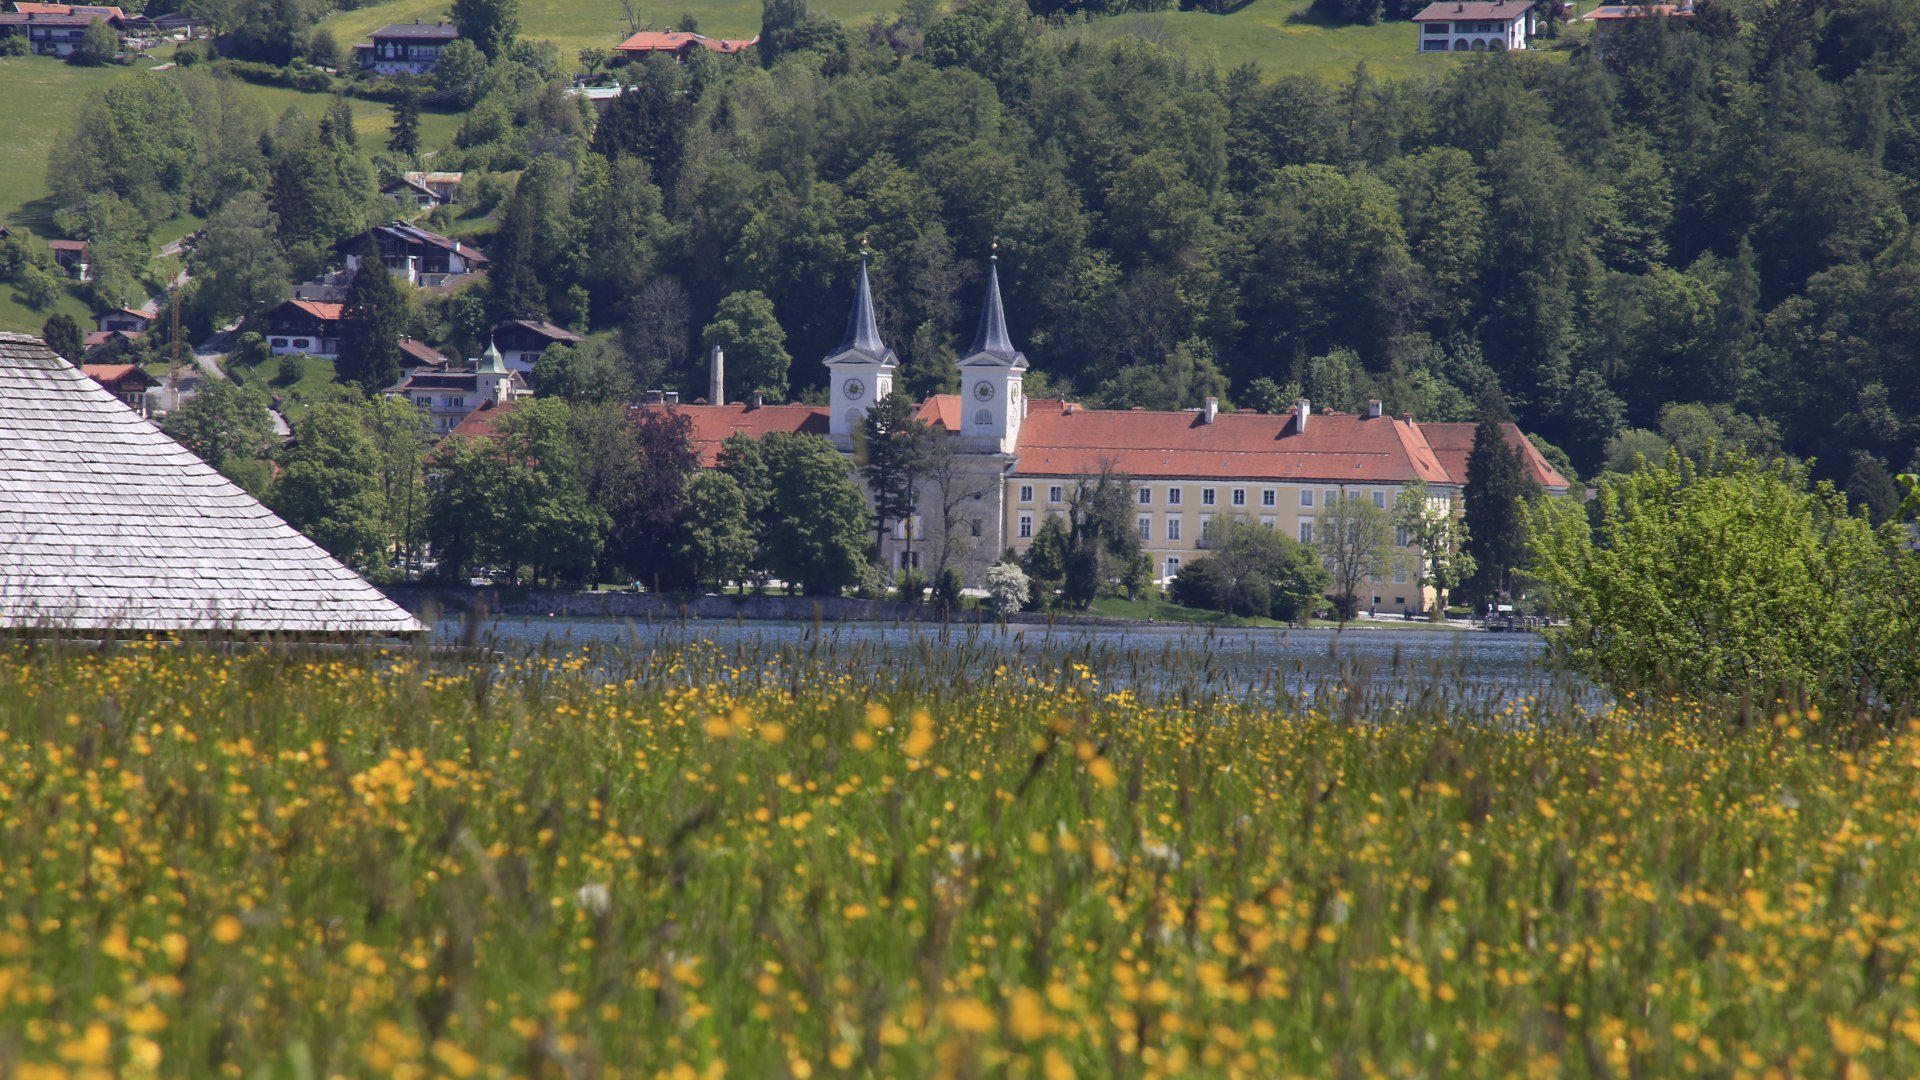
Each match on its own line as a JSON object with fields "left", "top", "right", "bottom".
{"left": 337, "top": 238, "right": 407, "bottom": 394}
{"left": 388, "top": 85, "right": 421, "bottom": 157}
{"left": 1459, "top": 415, "right": 1540, "bottom": 609}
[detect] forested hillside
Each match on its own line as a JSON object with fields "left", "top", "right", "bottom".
{"left": 10, "top": 0, "right": 1920, "bottom": 508}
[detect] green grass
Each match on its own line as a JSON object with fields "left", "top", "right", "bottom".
{"left": 227, "top": 352, "right": 348, "bottom": 420}
{"left": 3, "top": 642, "right": 1918, "bottom": 1075}
{"left": 1074, "top": 0, "right": 1565, "bottom": 82}
{"left": 317, "top": 0, "right": 897, "bottom": 60}
{"left": 0, "top": 279, "right": 94, "bottom": 341}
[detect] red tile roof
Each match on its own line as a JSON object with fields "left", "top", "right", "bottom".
{"left": 1010, "top": 403, "right": 1454, "bottom": 485}
{"left": 13, "top": 3, "right": 124, "bottom": 14}
{"left": 286, "top": 300, "right": 346, "bottom": 322}
{"left": 632, "top": 402, "right": 829, "bottom": 465}
{"left": 914, "top": 394, "right": 964, "bottom": 431}
{"left": 48, "top": 239, "right": 88, "bottom": 253}
{"left": 614, "top": 30, "right": 756, "bottom": 53}
{"left": 447, "top": 399, "right": 518, "bottom": 440}
{"left": 1417, "top": 421, "right": 1570, "bottom": 492}
{"left": 80, "top": 363, "right": 154, "bottom": 389}
{"left": 1584, "top": 3, "right": 1692, "bottom": 18}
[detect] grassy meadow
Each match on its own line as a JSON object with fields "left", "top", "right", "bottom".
{"left": 1, "top": 639, "right": 1918, "bottom": 1076}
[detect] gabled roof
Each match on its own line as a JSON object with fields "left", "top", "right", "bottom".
{"left": 496, "top": 318, "right": 584, "bottom": 345}
{"left": 369, "top": 20, "right": 459, "bottom": 38}
{"left": 404, "top": 171, "right": 463, "bottom": 186}
{"left": 0, "top": 333, "right": 423, "bottom": 636}
{"left": 398, "top": 337, "right": 445, "bottom": 366}
{"left": 267, "top": 299, "right": 347, "bottom": 323}
{"left": 915, "top": 394, "right": 964, "bottom": 432}
{"left": 48, "top": 239, "right": 88, "bottom": 253}
{"left": 1010, "top": 404, "right": 1454, "bottom": 485}
{"left": 12, "top": 3, "right": 124, "bottom": 14}
{"left": 352, "top": 221, "right": 488, "bottom": 264}
{"left": 1584, "top": 3, "right": 1691, "bottom": 17}
{"left": 1412, "top": 0, "right": 1530, "bottom": 19}
{"left": 447, "top": 398, "right": 518, "bottom": 440}
{"left": 614, "top": 30, "right": 756, "bottom": 53}
{"left": 382, "top": 174, "right": 437, "bottom": 198}
{"left": 1417, "top": 421, "right": 1570, "bottom": 492}
{"left": 80, "top": 363, "right": 155, "bottom": 389}
{"left": 631, "top": 402, "right": 829, "bottom": 466}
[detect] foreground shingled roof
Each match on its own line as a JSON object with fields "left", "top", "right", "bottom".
{"left": 0, "top": 333, "right": 425, "bottom": 636}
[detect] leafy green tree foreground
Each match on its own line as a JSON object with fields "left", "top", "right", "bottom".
{"left": 5, "top": 644, "right": 1920, "bottom": 1075}
{"left": 1528, "top": 451, "right": 1920, "bottom": 709}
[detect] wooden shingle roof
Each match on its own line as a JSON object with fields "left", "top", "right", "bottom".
{"left": 0, "top": 333, "right": 424, "bottom": 636}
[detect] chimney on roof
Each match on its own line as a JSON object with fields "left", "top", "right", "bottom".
{"left": 749, "top": 390, "right": 763, "bottom": 411}
{"left": 1367, "top": 398, "right": 1382, "bottom": 419}
{"left": 709, "top": 344, "right": 725, "bottom": 407}
{"left": 1296, "top": 398, "right": 1311, "bottom": 433}
{"left": 664, "top": 390, "right": 679, "bottom": 406}
{"left": 643, "top": 389, "right": 664, "bottom": 405}
{"left": 1202, "top": 396, "right": 1218, "bottom": 424}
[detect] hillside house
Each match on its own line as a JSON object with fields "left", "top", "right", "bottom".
{"left": 48, "top": 239, "right": 89, "bottom": 281}
{"left": 355, "top": 20, "right": 458, "bottom": 75}
{"left": 340, "top": 222, "right": 486, "bottom": 288}
{"left": 491, "top": 318, "right": 583, "bottom": 374}
{"left": 1412, "top": 0, "right": 1534, "bottom": 51}
{"left": 259, "top": 300, "right": 345, "bottom": 358}
{"left": 613, "top": 30, "right": 756, "bottom": 62}
{"left": 386, "top": 341, "right": 531, "bottom": 433}
{"left": 399, "top": 337, "right": 446, "bottom": 368}
{"left": 380, "top": 175, "right": 439, "bottom": 210}
{"left": 80, "top": 362, "right": 156, "bottom": 414}
{"left": 96, "top": 306, "right": 153, "bottom": 334}
{"left": 7, "top": 3, "right": 122, "bottom": 55}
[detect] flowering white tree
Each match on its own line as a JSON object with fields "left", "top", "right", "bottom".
{"left": 984, "top": 561, "right": 1030, "bottom": 617}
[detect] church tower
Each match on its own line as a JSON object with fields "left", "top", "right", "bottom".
{"left": 475, "top": 338, "right": 513, "bottom": 405}
{"left": 956, "top": 251, "right": 1027, "bottom": 454}
{"left": 824, "top": 257, "right": 897, "bottom": 449}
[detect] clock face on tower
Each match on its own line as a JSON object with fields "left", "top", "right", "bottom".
{"left": 843, "top": 378, "right": 865, "bottom": 401}
{"left": 973, "top": 380, "right": 995, "bottom": 402}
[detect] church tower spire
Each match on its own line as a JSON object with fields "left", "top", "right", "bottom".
{"left": 956, "top": 246, "right": 1027, "bottom": 454}
{"left": 825, "top": 251, "right": 898, "bottom": 446}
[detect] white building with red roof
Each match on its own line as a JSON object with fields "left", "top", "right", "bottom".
{"left": 454, "top": 260, "right": 1565, "bottom": 603}
{"left": 1412, "top": 0, "right": 1535, "bottom": 51}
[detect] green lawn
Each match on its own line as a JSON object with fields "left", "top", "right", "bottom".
{"left": 317, "top": 0, "right": 898, "bottom": 60}
{"left": 1076, "top": 0, "right": 1562, "bottom": 82}
{"left": 226, "top": 352, "right": 349, "bottom": 421}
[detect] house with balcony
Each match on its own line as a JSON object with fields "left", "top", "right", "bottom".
{"left": 8, "top": 3, "right": 123, "bottom": 55}
{"left": 339, "top": 222, "right": 486, "bottom": 288}
{"left": 1413, "top": 0, "right": 1534, "bottom": 51}
{"left": 355, "top": 20, "right": 459, "bottom": 75}
{"left": 257, "top": 300, "right": 345, "bottom": 358}
{"left": 491, "top": 318, "right": 583, "bottom": 375}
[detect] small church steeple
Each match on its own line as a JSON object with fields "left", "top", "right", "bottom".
{"left": 825, "top": 251, "right": 898, "bottom": 445}
{"left": 957, "top": 246, "right": 1027, "bottom": 454}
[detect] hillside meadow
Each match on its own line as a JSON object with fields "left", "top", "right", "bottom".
{"left": 0, "top": 639, "right": 1916, "bottom": 1076}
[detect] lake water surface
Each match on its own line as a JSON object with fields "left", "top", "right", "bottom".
{"left": 436, "top": 615, "right": 1593, "bottom": 711}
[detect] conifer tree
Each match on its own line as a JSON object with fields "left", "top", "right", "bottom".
{"left": 336, "top": 239, "right": 407, "bottom": 395}
{"left": 1459, "top": 415, "right": 1540, "bottom": 609}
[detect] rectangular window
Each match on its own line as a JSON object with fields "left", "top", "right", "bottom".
{"left": 1201, "top": 488, "right": 1216, "bottom": 506}
{"left": 1137, "top": 515, "right": 1152, "bottom": 540}
{"left": 1165, "top": 556, "right": 1181, "bottom": 576}
{"left": 1167, "top": 488, "right": 1182, "bottom": 506}
{"left": 1325, "top": 489, "right": 1338, "bottom": 507}
{"left": 1019, "top": 485, "right": 1033, "bottom": 503}
{"left": 1372, "top": 490, "right": 1386, "bottom": 508}
{"left": 1393, "top": 567, "right": 1408, "bottom": 584}
{"left": 1425, "top": 22, "right": 1448, "bottom": 32}
{"left": 1262, "top": 489, "right": 1276, "bottom": 507}
{"left": 1166, "top": 516, "right": 1182, "bottom": 542}
{"left": 1299, "top": 520, "right": 1313, "bottom": 545}
{"left": 1260, "top": 515, "right": 1276, "bottom": 528}
{"left": 1018, "top": 514, "right": 1033, "bottom": 539}
{"left": 1395, "top": 525, "right": 1410, "bottom": 547}
{"left": 1231, "top": 488, "right": 1246, "bottom": 507}
{"left": 1199, "top": 513, "right": 1213, "bottom": 543}
{"left": 1137, "top": 488, "right": 1152, "bottom": 505}
{"left": 1300, "top": 489, "right": 1314, "bottom": 508}
{"left": 1048, "top": 485, "right": 1063, "bottom": 504}
{"left": 971, "top": 519, "right": 983, "bottom": 538}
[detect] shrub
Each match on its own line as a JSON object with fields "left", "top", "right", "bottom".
{"left": 984, "top": 560, "right": 1029, "bottom": 616}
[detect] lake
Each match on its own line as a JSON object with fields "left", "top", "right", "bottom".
{"left": 434, "top": 615, "right": 1593, "bottom": 712}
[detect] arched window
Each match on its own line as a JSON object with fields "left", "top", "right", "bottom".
{"left": 845, "top": 408, "right": 862, "bottom": 429}
{"left": 1453, "top": 38, "right": 1469, "bottom": 50}
{"left": 1489, "top": 38, "right": 1506, "bottom": 50}
{"left": 974, "top": 408, "right": 993, "bottom": 427}
{"left": 1470, "top": 38, "right": 1486, "bottom": 50}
